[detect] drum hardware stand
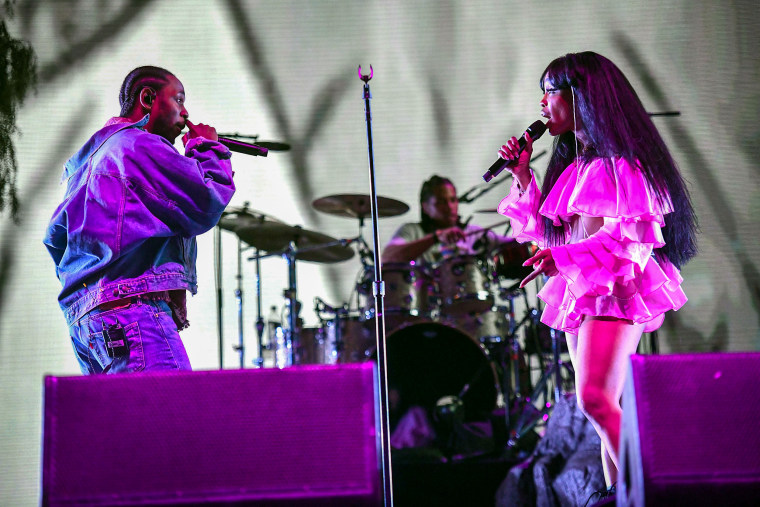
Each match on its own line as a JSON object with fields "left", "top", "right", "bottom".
{"left": 481, "top": 283, "right": 530, "bottom": 449}
{"left": 251, "top": 245, "right": 266, "bottom": 368}
{"left": 358, "top": 64, "right": 393, "bottom": 507}
{"left": 248, "top": 234, "right": 361, "bottom": 366}
{"left": 314, "top": 297, "right": 350, "bottom": 363}
{"left": 508, "top": 318, "right": 575, "bottom": 446}
{"left": 283, "top": 241, "right": 299, "bottom": 366}
{"left": 246, "top": 244, "right": 298, "bottom": 367}
{"left": 435, "top": 361, "right": 490, "bottom": 461}
{"left": 230, "top": 235, "right": 248, "bottom": 368}
{"left": 215, "top": 203, "right": 272, "bottom": 369}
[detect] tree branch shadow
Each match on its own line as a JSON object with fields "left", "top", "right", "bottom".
{"left": 613, "top": 33, "right": 760, "bottom": 348}
{"left": 225, "top": 0, "right": 358, "bottom": 299}
{"left": 0, "top": 102, "right": 94, "bottom": 352}
{"left": 17, "top": 0, "right": 157, "bottom": 85}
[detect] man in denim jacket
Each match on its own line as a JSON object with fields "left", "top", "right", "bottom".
{"left": 44, "top": 66, "right": 236, "bottom": 374}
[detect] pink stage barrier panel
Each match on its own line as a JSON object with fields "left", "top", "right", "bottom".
{"left": 42, "top": 363, "right": 381, "bottom": 506}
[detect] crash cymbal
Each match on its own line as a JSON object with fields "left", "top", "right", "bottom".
{"left": 312, "top": 193, "right": 409, "bottom": 219}
{"left": 217, "top": 207, "right": 284, "bottom": 233}
{"left": 475, "top": 208, "right": 499, "bottom": 213}
{"left": 236, "top": 222, "right": 354, "bottom": 263}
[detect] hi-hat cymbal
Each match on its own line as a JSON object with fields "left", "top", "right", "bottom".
{"left": 217, "top": 207, "right": 284, "bottom": 233}
{"left": 312, "top": 193, "right": 409, "bottom": 219}
{"left": 235, "top": 222, "right": 354, "bottom": 263}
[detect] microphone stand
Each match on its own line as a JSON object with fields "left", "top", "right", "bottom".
{"left": 359, "top": 65, "right": 393, "bottom": 507}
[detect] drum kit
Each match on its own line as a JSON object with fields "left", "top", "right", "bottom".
{"left": 217, "top": 191, "right": 550, "bottom": 434}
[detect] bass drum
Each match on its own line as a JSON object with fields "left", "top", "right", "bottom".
{"left": 383, "top": 322, "right": 498, "bottom": 425}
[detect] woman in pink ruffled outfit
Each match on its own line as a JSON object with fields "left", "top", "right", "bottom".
{"left": 497, "top": 52, "right": 697, "bottom": 488}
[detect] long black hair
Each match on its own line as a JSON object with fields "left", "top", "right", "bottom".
{"left": 539, "top": 52, "right": 697, "bottom": 268}
{"left": 118, "top": 66, "right": 174, "bottom": 117}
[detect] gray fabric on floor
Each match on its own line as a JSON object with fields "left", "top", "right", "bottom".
{"left": 495, "top": 394, "right": 606, "bottom": 507}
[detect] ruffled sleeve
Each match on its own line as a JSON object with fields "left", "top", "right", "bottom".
{"left": 551, "top": 218, "right": 666, "bottom": 300}
{"left": 540, "top": 157, "right": 673, "bottom": 227}
{"left": 497, "top": 169, "right": 545, "bottom": 245}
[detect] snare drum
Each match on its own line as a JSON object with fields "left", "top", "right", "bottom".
{"left": 434, "top": 255, "right": 494, "bottom": 315}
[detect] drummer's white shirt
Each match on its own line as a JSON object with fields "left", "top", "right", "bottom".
{"left": 386, "top": 222, "right": 510, "bottom": 264}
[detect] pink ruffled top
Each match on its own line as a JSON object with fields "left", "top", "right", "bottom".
{"left": 497, "top": 157, "right": 687, "bottom": 334}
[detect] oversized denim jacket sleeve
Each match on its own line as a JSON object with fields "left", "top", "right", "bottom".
{"left": 44, "top": 117, "right": 235, "bottom": 326}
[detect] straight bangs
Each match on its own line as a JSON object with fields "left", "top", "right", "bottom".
{"left": 540, "top": 57, "right": 573, "bottom": 92}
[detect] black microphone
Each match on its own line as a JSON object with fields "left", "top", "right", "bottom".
{"left": 218, "top": 137, "right": 269, "bottom": 157}
{"left": 482, "top": 120, "right": 546, "bottom": 182}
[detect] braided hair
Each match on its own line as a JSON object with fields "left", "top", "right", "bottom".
{"left": 118, "top": 66, "right": 174, "bottom": 117}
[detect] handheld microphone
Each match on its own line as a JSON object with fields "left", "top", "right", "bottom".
{"left": 218, "top": 137, "right": 269, "bottom": 157}
{"left": 482, "top": 120, "right": 546, "bottom": 182}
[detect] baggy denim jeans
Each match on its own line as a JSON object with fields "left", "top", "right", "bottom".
{"left": 69, "top": 297, "right": 192, "bottom": 374}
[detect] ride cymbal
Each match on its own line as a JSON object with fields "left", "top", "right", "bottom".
{"left": 312, "top": 193, "right": 409, "bottom": 219}
{"left": 235, "top": 222, "right": 354, "bottom": 263}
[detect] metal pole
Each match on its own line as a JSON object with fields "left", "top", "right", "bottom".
{"left": 234, "top": 237, "right": 245, "bottom": 368}
{"left": 253, "top": 248, "right": 265, "bottom": 368}
{"left": 214, "top": 225, "right": 224, "bottom": 369}
{"left": 358, "top": 65, "right": 393, "bottom": 507}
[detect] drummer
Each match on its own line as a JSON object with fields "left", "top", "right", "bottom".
{"left": 382, "top": 175, "right": 509, "bottom": 264}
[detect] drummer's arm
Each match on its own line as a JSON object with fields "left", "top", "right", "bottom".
{"left": 381, "top": 234, "right": 437, "bottom": 263}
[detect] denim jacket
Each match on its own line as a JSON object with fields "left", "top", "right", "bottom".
{"left": 44, "top": 116, "right": 235, "bottom": 326}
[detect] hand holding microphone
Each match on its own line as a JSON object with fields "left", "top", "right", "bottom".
{"left": 482, "top": 120, "right": 546, "bottom": 183}
{"left": 182, "top": 122, "right": 268, "bottom": 156}
{"left": 182, "top": 120, "right": 218, "bottom": 146}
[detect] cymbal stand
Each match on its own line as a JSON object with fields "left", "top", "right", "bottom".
{"left": 252, "top": 246, "right": 265, "bottom": 368}
{"left": 231, "top": 236, "right": 246, "bottom": 368}
{"left": 283, "top": 241, "right": 298, "bottom": 368}
{"left": 359, "top": 65, "right": 393, "bottom": 506}
{"left": 253, "top": 235, "right": 357, "bottom": 367}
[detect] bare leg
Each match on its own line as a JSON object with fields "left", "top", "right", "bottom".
{"left": 566, "top": 332, "right": 614, "bottom": 481}
{"left": 573, "top": 317, "right": 643, "bottom": 486}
